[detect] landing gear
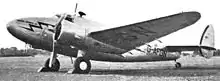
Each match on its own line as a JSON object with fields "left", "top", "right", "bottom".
{"left": 38, "top": 58, "right": 60, "bottom": 72}
{"left": 68, "top": 57, "right": 91, "bottom": 74}
{"left": 175, "top": 62, "right": 181, "bottom": 68}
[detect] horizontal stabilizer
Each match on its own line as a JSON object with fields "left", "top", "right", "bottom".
{"left": 165, "top": 46, "right": 215, "bottom": 52}
{"left": 164, "top": 25, "right": 216, "bottom": 58}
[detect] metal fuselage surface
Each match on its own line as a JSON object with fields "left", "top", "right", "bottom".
{"left": 7, "top": 16, "right": 184, "bottom": 62}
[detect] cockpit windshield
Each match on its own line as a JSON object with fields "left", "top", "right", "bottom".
{"left": 55, "top": 11, "right": 86, "bottom": 23}
{"left": 55, "top": 14, "right": 74, "bottom": 22}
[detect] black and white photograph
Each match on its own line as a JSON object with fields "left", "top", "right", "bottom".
{"left": 0, "top": 0, "right": 220, "bottom": 81}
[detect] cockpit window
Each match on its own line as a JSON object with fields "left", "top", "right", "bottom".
{"left": 65, "top": 14, "right": 73, "bottom": 22}
{"left": 55, "top": 14, "right": 74, "bottom": 22}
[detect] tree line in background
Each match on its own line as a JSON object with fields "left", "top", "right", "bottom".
{"left": 214, "top": 49, "right": 220, "bottom": 56}
{"left": 0, "top": 47, "right": 220, "bottom": 57}
{"left": 0, "top": 47, "right": 50, "bottom": 57}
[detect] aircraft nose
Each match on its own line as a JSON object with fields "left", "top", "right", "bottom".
{"left": 6, "top": 19, "right": 42, "bottom": 46}
{"left": 7, "top": 22, "right": 15, "bottom": 35}
{"left": 7, "top": 21, "right": 18, "bottom": 37}
{"left": 6, "top": 20, "right": 26, "bottom": 42}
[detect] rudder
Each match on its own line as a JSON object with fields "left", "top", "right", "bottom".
{"left": 200, "top": 24, "right": 215, "bottom": 48}
{"left": 199, "top": 25, "right": 216, "bottom": 58}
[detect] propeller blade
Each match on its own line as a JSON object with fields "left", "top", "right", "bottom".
{"left": 49, "top": 14, "right": 66, "bottom": 68}
{"left": 54, "top": 14, "right": 66, "bottom": 40}
{"left": 74, "top": 3, "right": 78, "bottom": 14}
{"left": 49, "top": 43, "right": 56, "bottom": 67}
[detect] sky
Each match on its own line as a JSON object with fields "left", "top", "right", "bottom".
{"left": 0, "top": 0, "right": 220, "bottom": 49}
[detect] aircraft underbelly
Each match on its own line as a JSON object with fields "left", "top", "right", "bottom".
{"left": 90, "top": 52, "right": 180, "bottom": 62}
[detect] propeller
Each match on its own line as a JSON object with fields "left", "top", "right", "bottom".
{"left": 72, "top": 0, "right": 79, "bottom": 22}
{"left": 49, "top": 14, "right": 66, "bottom": 68}
{"left": 55, "top": 1, "right": 79, "bottom": 22}
{"left": 74, "top": 3, "right": 78, "bottom": 15}
{"left": 54, "top": 14, "right": 66, "bottom": 40}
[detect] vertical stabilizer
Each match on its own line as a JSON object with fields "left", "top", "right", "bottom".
{"left": 199, "top": 25, "right": 215, "bottom": 58}
{"left": 200, "top": 25, "right": 215, "bottom": 48}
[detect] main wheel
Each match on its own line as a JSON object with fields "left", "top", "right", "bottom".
{"left": 73, "top": 57, "right": 91, "bottom": 74}
{"left": 175, "top": 62, "right": 181, "bottom": 68}
{"left": 44, "top": 58, "right": 60, "bottom": 71}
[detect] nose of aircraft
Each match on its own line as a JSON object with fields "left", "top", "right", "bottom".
{"left": 6, "top": 20, "right": 27, "bottom": 42}
{"left": 7, "top": 21, "right": 17, "bottom": 37}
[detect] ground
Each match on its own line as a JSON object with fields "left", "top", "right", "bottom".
{"left": 0, "top": 55, "right": 220, "bottom": 81}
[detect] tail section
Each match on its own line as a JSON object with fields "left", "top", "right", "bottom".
{"left": 200, "top": 25, "right": 215, "bottom": 48}
{"left": 199, "top": 25, "right": 216, "bottom": 58}
{"left": 163, "top": 25, "right": 215, "bottom": 58}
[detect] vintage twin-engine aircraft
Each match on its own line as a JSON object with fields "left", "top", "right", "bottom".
{"left": 7, "top": 10, "right": 216, "bottom": 74}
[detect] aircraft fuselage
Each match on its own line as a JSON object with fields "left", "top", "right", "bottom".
{"left": 7, "top": 16, "right": 180, "bottom": 62}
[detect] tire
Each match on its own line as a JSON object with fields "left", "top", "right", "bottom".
{"left": 175, "top": 62, "right": 181, "bottom": 68}
{"left": 44, "top": 58, "right": 60, "bottom": 71}
{"left": 74, "top": 57, "right": 91, "bottom": 74}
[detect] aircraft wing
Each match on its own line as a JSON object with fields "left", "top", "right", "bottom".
{"left": 88, "top": 12, "right": 201, "bottom": 50}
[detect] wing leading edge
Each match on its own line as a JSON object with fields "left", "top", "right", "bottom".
{"left": 89, "top": 12, "right": 201, "bottom": 50}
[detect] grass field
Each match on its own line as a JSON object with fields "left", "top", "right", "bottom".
{"left": 0, "top": 55, "right": 220, "bottom": 81}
